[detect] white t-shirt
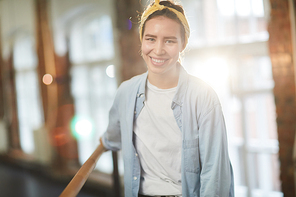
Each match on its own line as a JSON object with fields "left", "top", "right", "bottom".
{"left": 134, "top": 80, "right": 182, "bottom": 196}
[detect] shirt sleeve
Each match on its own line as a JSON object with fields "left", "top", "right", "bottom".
{"left": 101, "top": 88, "right": 122, "bottom": 151}
{"left": 198, "top": 104, "right": 234, "bottom": 196}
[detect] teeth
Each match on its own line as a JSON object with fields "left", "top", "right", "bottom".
{"left": 151, "top": 58, "right": 165, "bottom": 63}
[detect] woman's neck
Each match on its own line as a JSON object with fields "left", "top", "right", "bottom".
{"left": 147, "top": 65, "right": 180, "bottom": 89}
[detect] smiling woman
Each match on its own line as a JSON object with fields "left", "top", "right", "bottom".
{"left": 99, "top": 0, "right": 234, "bottom": 197}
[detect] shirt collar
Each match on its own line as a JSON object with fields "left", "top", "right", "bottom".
{"left": 137, "top": 71, "right": 148, "bottom": 97}
{"left": 136, "top": 65, "right": 189, "bottom": 105}
{"left": 172, "top": 65, "right": 189, "bottom": 107}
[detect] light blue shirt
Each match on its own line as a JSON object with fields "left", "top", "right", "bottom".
{"left": 102, "top": 66, "right": 234, "bottom": 197}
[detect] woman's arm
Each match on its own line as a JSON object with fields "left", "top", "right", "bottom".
{"left": 199, "top": 104, "right": 234, "bottom": 197}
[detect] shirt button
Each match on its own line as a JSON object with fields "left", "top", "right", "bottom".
{"left": 134, "top": 111, "right": 136, "bottom": 114}
{"left": 134, "top": 177, "right": 137, "bottom": 180}
{"left": 135, "top": 153, "right": 138, "bottom": 156}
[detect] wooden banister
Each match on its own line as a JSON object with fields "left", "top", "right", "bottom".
{"left": 59, "top": 143, "right": 105, "bottom": 197}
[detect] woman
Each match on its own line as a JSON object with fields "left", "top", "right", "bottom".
{"left": 100, "top": 0, "right": 234, "bottom": 196}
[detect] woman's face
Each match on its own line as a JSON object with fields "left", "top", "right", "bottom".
{"left": 141, "top": 16, "right": 184, "bottom": 79}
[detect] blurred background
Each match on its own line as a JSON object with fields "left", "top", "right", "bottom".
{"left": 0, "top": 0, "right": 295, "bottom": 196}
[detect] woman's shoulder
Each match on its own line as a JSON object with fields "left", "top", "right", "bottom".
{"left": 119, "top": 72, "right": 146, "bottom": 87}
{"left": 116, "top": 72, "right": 147, "bottom": 94}
{"left": 187, "top": 75, "right": 217, "bottom": 95}
{"left": 186, "top": 74, "right": 220, "bottom": 106}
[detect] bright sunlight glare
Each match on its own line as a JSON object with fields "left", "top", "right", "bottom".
{"left": 197, "top": 57, "right": 229, "bottom": 89}
{"left": 217, "top": 0, "right": 235, "bottom": 16}
{"left": 217, "top": 0, "right": 264, "bottom": 17}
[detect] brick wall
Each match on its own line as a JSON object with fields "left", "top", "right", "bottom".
{"left": 268, "top": 0, "right": 296, "bottom": 196}
{"left": 114, "top": 0, "right": 146, "bottom": 82}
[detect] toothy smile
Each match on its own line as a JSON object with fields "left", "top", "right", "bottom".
{"left": 151, "top": 57, "right": 166, "bottom": 63}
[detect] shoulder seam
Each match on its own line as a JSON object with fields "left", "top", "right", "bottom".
{"left": 204, "top": 103, "right": 221, "bottom": 116}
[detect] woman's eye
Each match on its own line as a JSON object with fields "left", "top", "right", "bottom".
{"left": 146, "top": 38, "right": 155, "bottom": 41}
{"left": 166, "top": 40, "right": 175, "bottom": 43}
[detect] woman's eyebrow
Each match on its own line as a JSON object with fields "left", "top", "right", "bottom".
{"left": 164, "top": 36, "right": 177, "bottom": 40}
{"left": 144, "top": 34, "right": 157, "bottom": 38}
{"left": 144, "top": 34, "right": 178, "bottom": 40}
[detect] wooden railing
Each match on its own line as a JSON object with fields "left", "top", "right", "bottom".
{"left": 59, "top": 144, "right": 105, "bottom": 197}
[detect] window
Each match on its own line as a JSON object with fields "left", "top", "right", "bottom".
{"left": 230, "top": 56, "right": 280, "bottom": 196}
{"left": 69, "top": 14, "right": 122, "bottom": 174}
{"left": 186, "top": 0, "right": 268, "bottom": 47}
{"left": 13, "top": 36, "right": 43, "bottom": 154}
{"left": 182, "top": 0, "right": 282, "bottom": 196}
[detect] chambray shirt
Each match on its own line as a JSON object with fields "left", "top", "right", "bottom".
{"left": 102, "top": 66, "right": 234, "bottom": 197}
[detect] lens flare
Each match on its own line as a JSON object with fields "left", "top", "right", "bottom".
{"left": 75, "top": 119, "right": 92, "bottom": 136}
{"left": 127, "top": 18, "right": 132, "bottom": 30}
{"left": 70, "top": 116, "right": 94, "bottom": 140}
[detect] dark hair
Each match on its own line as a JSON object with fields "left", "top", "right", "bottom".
{"left": 141, "top": 1, "right": 186, "bottom": 44}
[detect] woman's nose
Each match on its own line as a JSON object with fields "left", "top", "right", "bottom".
{"left": 154, "top": 41, "right": 165, "bottom": 55}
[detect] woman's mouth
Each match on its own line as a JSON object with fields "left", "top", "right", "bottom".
{"left": 150, "top": 57, "right": 166, "bottom": 65}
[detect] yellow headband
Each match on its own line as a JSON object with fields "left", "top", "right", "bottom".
{"left": 139, "top": 0, "right": 190, "bottom": 48}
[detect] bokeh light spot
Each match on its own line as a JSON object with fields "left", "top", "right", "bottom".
{"left": 43, "top": 74, "right": 53, "bottom": 85}
{"left": 106, "top": 65, "right": 115, "bottom": 78}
